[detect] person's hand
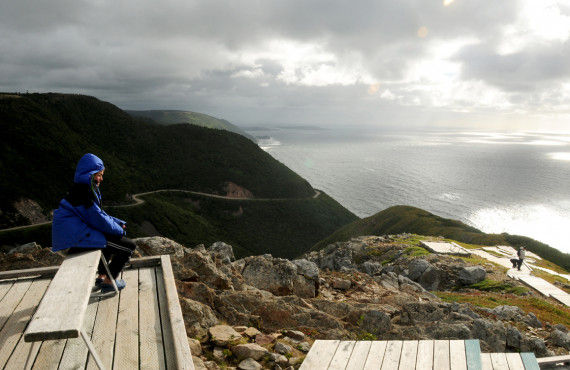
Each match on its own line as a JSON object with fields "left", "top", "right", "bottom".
{"left": 122, "top": 224, "right": 126, "bottom": 229}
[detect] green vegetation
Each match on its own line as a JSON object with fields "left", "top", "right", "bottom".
{"left": 0, "top": 93, "right": 318, "bottom": 228}
{"left": 403, "top": 246, "right": 430, "bottom": 258}
{"left": 436, "top": 291, "right": 570, "bottom": 327}
{"left": 126, "top": 110, "right": 253, "bottom": 140}
{"left": 313, "top": 205, "right": 570, "bottom": 271}
{"left": 468, "top": 279, "right": 529, "bottom": 295}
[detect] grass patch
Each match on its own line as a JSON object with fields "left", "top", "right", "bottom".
{"left": 404, "top": 246, "right": 431, "bottom": 258}
{"left": 435, "top": 291, "right": 570, "bottom": 327}
{"left": 469, "top": 279, "right": 529, "bottom": 295}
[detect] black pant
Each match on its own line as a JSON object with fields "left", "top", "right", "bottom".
{"left": 68, "top": 236, "right": 136, "bottom": 279}
{"left": 517, "top": 258, "right": 524, "bottom": 270}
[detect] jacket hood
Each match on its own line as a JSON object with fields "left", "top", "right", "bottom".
{"left": 74, "top": 153, "right": 104, "bottom": 184}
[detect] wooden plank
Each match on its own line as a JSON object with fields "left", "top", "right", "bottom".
{"left": 139, "top": 267, "right": 166, "bottom": 370}
{"left": 0, "top": 266, "right": 59, "bottom": 280}
{"left": 416, "top": 340, "right": 434, "bottom": 370}
{"left": 398, "top": 340, "right": 418, "bottom": 369}
{"left": 160, "top": 255, "right": 194, "bottom": 370}
{"left": 156, "top": 267, "right": 176, "bottom": 370}
{"left": 433, "top": 340, "right": 450, "bottom": 370}
{"left": 299, "top": 340, "right": 340, "bottom": 370}
{"left": 0, "top": 279, "right": 50, "bottom": 366}
{"left": 449, "top": 340, "right": 467, "bottom": 370}
{"left": 363, "top": 340, "right": 388, "bottom": 370}
{"left": 480, "top": 353, "right": 492, "bottom": 370}
{"left": 329, "top": 341, "right": 355, "bottom": 370}
{"left": 346, "top": 341, "right": 372, "bottom": 370}
{"left": 505, "top": 353, "right": 525, "bottom": 370}
{"left": 32, "top": 339, "right": 67, "bottom": 369}
{"left": 57, "top": 296, "right": 100, "bottom": 369}
{"left": 0, "top": 279, "right": 16, "bottom": 301}
{"left": 113, "top": 269, "right": 140, "bottom": 369}
{"left": 490, "top": 353, "right": 509, "bottom": 370}
{"left": 465, "top": 339, "right": 482, "bottom": 370}
{"left": 0, "top": 279, "right": 33, "bottom": 332}
{"left": 25, "top": 250, "right": 101, "bottom": 341}
{"left": 86, "top": 275, "right": 121, "bottom": 370}
{"left": 536, "top": 354, "right": 570, "bottom": 365}
{"left": 381, "top": 341, "right": 403, "bottom": 370}
{"left": 129, "top": 256, "right": 162, "bottom": 269}
{"left": 520, "top": 352, "right": 540, "bottom": 370}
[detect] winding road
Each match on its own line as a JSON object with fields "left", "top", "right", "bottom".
{"left": 1, "top": 189, "right": 322, "bottom": 232}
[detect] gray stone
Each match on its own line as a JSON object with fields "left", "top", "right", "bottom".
{"left": 360, "top": 310, "right": 391, "bottom": 336}
{"left": 293, "top": 259, "right": 319, "bottom": 279}
{"left": 283, "top": 330, "right": 305, "bottom": 341}
{"left": 408, "top": 259, "right": 431, "bottom": 281}
{"left": 188, "top": 338, "right": 202, "bottom": 356}
{"left": 506, "top": 326, "right": 522, "bottom": 349}
{"left": 458, "top": 266, "right": 486, "bottom": 285}
{"left": 208, "top": 241, "right": 235, "bottom": 263}
{"left": 297, "top": 342, "right": 311, "bottom": 352}
{"left": 269, "top": 353, "right": 289, "bottom": 366}
{"left": 238, "top": 358, "right": 262, "bottom": 370}
{"left": 426, "top": 323, "right": 471, "bottom": 339}
{"left": 549, "top": 330, "right": 570, "bottom": 350}
{"left": 180, "top": 299, "right": 219, "bottom": 338}
{"left": 193, "top": 356, "right": 207, "bottom": 370}
{"left": 204, "top": 361, "right": 221, "bottom": 370}
{"left": 332, "top": 278, "right": 351, "bottom": 290}
{"left": 274, "top": 342, "right": 294, "bottom": 355}
{"left": 9, "top": 242, "right": 40, "bottom": 254}
{"left": 521, "top": 337, "right": 550, "bottom": 357}
{"left": 375, "top": 273, "right": 399, "bottom": 291}
{"left": 244, "top": 327, "right": 261, "bottom": 338}
{"left": 232, "top": 343, "right": 269, "bottom": 361}
{"left": 208, "top": 325, "right": 242, "bottom": 346}
{"left": 418, "top": 266, "right": 442, "bottom": 291}
{"left": 360, "top": 261, "right": 383, "bottom": 276}
{"left": 134, "top": 236, "right": 186, "bottom": 258}
{"left": 213, "top": 347, "right": 227, "bottom": 361}
{"left": 523, "top": 313, "right": 542, "bottom": 328}
{"left": 490, "top": 305, "right": 524, "bottom": 321}
{"left": 554, "top": 324, "right": 568, "bottom": 333}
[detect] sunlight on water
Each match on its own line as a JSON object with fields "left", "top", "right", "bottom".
{"left": 549, "top": 152, "right": 570, "bottom": 161}
{"left": 468, "top": 204, "right": 570, "bottom": 253}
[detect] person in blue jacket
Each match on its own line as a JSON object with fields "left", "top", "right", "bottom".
{"left": 52, "top": 153, "right": 136, "bottom": 293}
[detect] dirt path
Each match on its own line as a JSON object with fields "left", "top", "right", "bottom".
{"left": 1, "top": 189, "right": 322, "bottom": 232}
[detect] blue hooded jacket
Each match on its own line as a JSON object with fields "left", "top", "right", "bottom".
{"left": 52, "top": 154, "right": 125, "bottom": 251}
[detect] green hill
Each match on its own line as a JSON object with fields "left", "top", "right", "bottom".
{"left": 0, "top": 93, "right": 319, "bottom": 228}
{"left": 313, "top": 205, "right": 570, "bottom": 271}
{"left": 126, "top": 110, "right": 254, "bottom": 140}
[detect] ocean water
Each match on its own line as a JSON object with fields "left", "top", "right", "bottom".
{"left": 248, "top": 127, "right": 570, "bottom": 254}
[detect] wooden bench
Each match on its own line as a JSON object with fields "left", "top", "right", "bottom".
{"left": 23, "top": 249, "right": 117, "bottom": 370}
{"left": 300, "top": 339, "right": 483, "bottom": 369}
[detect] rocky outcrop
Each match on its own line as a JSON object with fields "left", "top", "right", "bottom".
{"left": 458, "top": 266, "right": 486, "bottom": 285}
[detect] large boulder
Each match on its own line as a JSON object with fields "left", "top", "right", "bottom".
{"left": 237, "top": 255, "right": 316, "bottom": 298}
{"left": 549, "top": 329, "right": 570, "bottom": 350}
{"left": 208, "top": 242, "right": 235, "bottom": 263}
{"left": 231, "top": 343, "right": 269, "bottom": 361}
{"left": 180, "top": 299, "right": 219, "bottom": 338}
{"left": 208, "top": 325, "right": 242, "bottom": 346}
{"left": 134, "top": 236, "right": 186, "bottom": 258}
{"left": 407, "top": 259, "right": 431, "bottom": 281}
{"left": 360, "top": 261, "right": 383, "bottom": 276}
{"left": 359, "top": 310, "right": 391, "bottom": 336}
{"left": 458, "top": 266, "right": 486, "bottom": 285}
{"left": 418, "top": 265, "right": 443, "bottom": 291}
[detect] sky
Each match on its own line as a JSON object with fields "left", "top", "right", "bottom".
{"left": 1, "top": 0, "right": 570, "bottom": 131}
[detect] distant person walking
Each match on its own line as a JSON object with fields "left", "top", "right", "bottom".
{"left": 517, "top": 246, "right": 526, "bottom": 271}
{"left": 52, "top": 153, "right": 136, "bottom": 293}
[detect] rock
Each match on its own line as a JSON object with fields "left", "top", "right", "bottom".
{"left": 521, "top": 337, "right": 550, "bottom": 357}
{"left": 297, "top": 342, "right": 311, "bottom": 352}
{"left": 288, "top": 357, "right": 305, "bottom": 366}
{"left": 234, "top": 326, "right": 248, "bottom": 333}
{"left": 204, "top": 361, "right": 220, "bottom": 370}
{"left": 188, "top": 338, "right": 202, "bottom": 356}
{"left": 359, "top": 310, "right": 391, "bottom": 336}
{"left": 174, "top": 248, "right": 233, "bottom": 290}
{"left": 193, "top": 356, "right": 207, "bottom": 370}
{"left": 402, "top": 303, "right": 445, "bottom": 323}
{"left": 458, "top": 266, "right": 486, "bottom": 285}
{"left": 549, "top": 330, "right": 570, "bottom": 350}
{"left": 425, "top": 323, "right": 471, "bottom": 339}
{"left": 134, "top": 237, "right": 186, "bottom": 258}
{"left": 283, "top": 330, "right": 305, "bottom": 341}
{"left": 523, "top": 313, "right": 542, "bottom": 328}
{"left": 208, "top": 241, "right": 235, "bottom": 263}
{"left": 213, "top": 347, "right": 227, "bottom": 361}
{"left": 239, "top": 256, "right": 317, "bottom": 298}
{"left": 209, "top": 325, "right": 242, "bottom": 346}
{"left": 238, "top": 358, "right": 262, "bottom": 370}
{"left": 360, "top": 261, "right": 383, "bottom": 276}
{"left": 274, "top": 342, "right": 294, "bottom": 355}
{"left": 269, "top": 353, "right": 289, "bottom": 366}
{"left": 180, "top": 299, "right": 218, "bottom": 337}
{"left": 244, "top": 327, "right": 262, "bottom": 338}
{"left": 293, "top": 259, "right": 319, "bottom": 279}
{"left": 418, "top": 266, "right": 442, "bottom": 291}
{"left": 8, "top": 242, "right": 40, "bottom": 254}
{"left": 375, "top": 273, "right": 399, "bottom": 291}
{"left": 490, "top": 306, "right": 524, "bottom": 321}
{"left": 408, "top": 259, "right": 431, "bottom": 281}
{"left": 256, "top": 333, "right": 276, "bottom": 345}
{"left": 506, "top": 326, "right": 522, "bottom": 349}
{"left": 232, "top": 343, "right": 269, "bottom": 361}
{"left": 332, "top": 278, "right": 351, "bottom": 290}
{"left": 471, "top": 319, "right": 506, "bottom": 352}
{"left": 554, "top": 324, "right": 568, "bottom": 333}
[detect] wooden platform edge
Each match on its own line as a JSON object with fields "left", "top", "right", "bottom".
{"left": 0, "top": 255, "right": 162, "bottom": 280}
{"left": 464, "top": 339, "right": 482, "bottom": 370}
{"left": 160, "top": 254, "right": 195, "bottom": 370}
{"left": 520, "top": 352, "right": 540, "bottom": 370}
{"left": 537, "top": 354, "right": 570, "bottom": 365}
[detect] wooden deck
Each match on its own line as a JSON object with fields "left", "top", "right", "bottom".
{"left": 300, "top": 340, "right": 541, "bottom": 370}
{"left": 0, "top": 256, "right": 193, "bottom": 370}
